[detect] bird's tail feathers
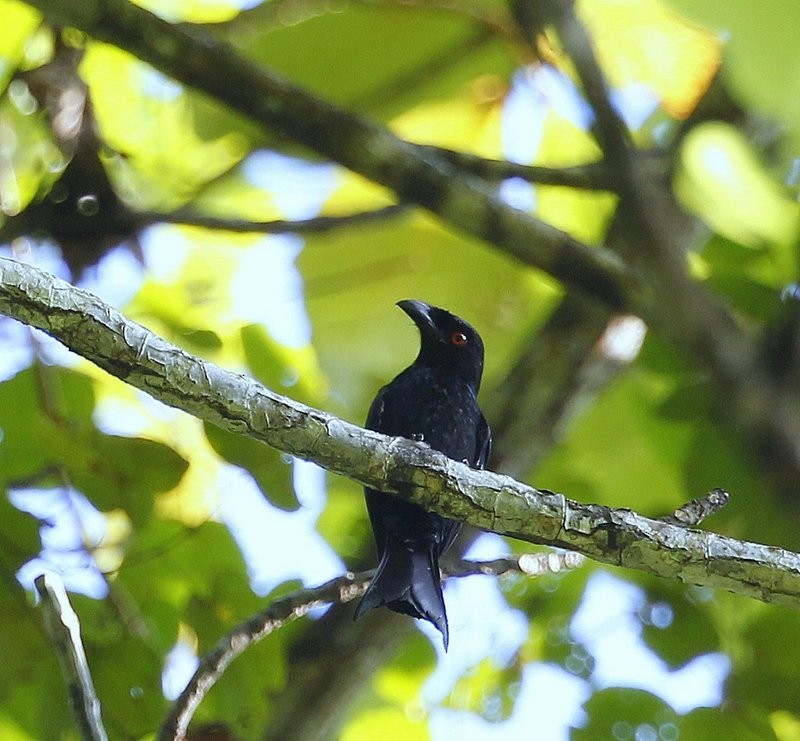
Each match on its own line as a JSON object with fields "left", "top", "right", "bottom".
{"left": 354, "top": 541, "right": 449, "bottom": 649}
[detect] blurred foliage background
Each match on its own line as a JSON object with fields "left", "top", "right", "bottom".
{"left": 1, "top": 0, "right": 800, "bottom": 738}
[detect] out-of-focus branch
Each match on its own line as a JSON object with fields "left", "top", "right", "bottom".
{"left": 35, "top": 573, "right": 109, "bottom": 741}
{"left": 421, "top": 146, "right": 617, "bottom": 190}
{"left": 137, "top": 203, "right": 408, "bottom": 234}
{"left": 22, "top": 0, "right": 635, "bottom": 311}
{"left": 159, "top": 552, "right": 584, "bottom": 741}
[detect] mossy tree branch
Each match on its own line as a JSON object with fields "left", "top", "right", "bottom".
{"left": 3, "top": 257, "right": 800, "bottom": 610}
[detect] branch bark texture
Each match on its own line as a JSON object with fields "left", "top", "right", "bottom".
{"left": 3, "top": 257, "right": 800, "bottom": 610}
{"left": 21, "top": 0, "right": 800, "bottom": 494}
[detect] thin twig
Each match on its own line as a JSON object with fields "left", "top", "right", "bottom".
{"left": 158, "top": 553, "right": 582, "bottom": 741}
{"left": 421, "top": 145, "right": 616, "bottom": 190}
{"left": 137, "top": 203, "right": 408, "bottom": 234}
{"left": 661, "top": 488, "right": 730, "bottom": 527}
{"left": 35, "top": 573, "right": 109, "bottom": 741}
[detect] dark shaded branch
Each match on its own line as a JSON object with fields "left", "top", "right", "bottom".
{"left": 23, "top": 0, "right": 634, "bottom": 311}
{"left": 421, "top": 145, "right": 616, "bottom": 189}
{"left": 35, "top": 573, "right": 109, "bottom": 741}
{"left": 137, "top": 203, "right": 408, "bottom": 234}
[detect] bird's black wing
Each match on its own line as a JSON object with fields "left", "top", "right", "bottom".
{"left": 438, "top": 410, "right": 491, "bottom": 556}
{"left": 474, "top": 413, "right": 492, "bottom": 470}
{"left": 365, "top": 384, "right": 386, "bottom": 431}
{"left": 363, "top": 386, "right": 389, "bottom": 554}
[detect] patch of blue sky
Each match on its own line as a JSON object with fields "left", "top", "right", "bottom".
{"left": 242, "top": 150, "right": 338, "bottom": 221}
{"left": 430, "top": 662, "right": 590, "bottom": 741}
{"left": 11, "top": 487, "right": 109, "bottom": 599}
{"left": 571, "top": 571, "right": 730, "bottom": 713}
{"left": 77, "top": 243, "right": 145, "bottom": 306}
{"left": 217, "top": 459, "right": 343, "bottom": 596}
{"left": 611, "top": 82, "right": 661, "bottom": 132}
{"left": 231, "top": 234, "right": 312, "bottom": 347}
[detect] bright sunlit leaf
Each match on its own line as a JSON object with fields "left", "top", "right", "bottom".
{"left": 80, "top": 42, "right": 247, "bottom": 211}
{"left": 342, "top": 707, "right": 428, "bottom": 741}
{"left": 666, "top": 0, "right": 800, "bottom": 135}
{"left": 391, "top": 77, "right": 506, "bottom": 156}
{"left": 675, "top": 121, "right": 800, "bottom": 247}
{"left": 0, "top": 0, "right": 41, "bottom": 84}
{"left": 577, "top": 0, "right": 723, "bottom": 119}
{"left": 132, "top": 0, "right": 249, "bottom": 23}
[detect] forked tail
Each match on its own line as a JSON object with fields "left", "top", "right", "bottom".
{"left": 354, "top": 540, "right": 449, "bottom": 649}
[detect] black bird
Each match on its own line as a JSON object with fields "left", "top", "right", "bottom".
{"left": 354, "top": 300, "right": 491, "bottom": 650}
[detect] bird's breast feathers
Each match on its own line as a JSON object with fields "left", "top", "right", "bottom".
{"left": 369, "top": 367, "right": 484, "bottom": 465}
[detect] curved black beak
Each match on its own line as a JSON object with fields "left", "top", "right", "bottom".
{"left": 397, "top": 299, "right": 437, "bottom": 335}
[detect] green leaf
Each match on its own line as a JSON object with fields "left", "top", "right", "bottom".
{"left": 204, "top": 421, "right": 299, "bottom": 511}
{"left": 0, "top": 367, "right": 187, "bottom": 526}
{"left": 0, "top": 491, "right": 41, "bottom": 564}
{"left": 0, "top": 367, "right": 88, "bottom": 484}
{"left": 341, "top": 706, "right": 428, "bottom": 741}
{"left": 537, "top": 367, "right": 693, "bottom": 513}
{"left": 675, "top": 122, "right": 799, "bottom": 247}
{"left": 666, "top": 0, "right": 800, "bottom": 141}
{"left": 727, "top": 608, "right": 800, "bottom": 717}
{"left": 682, "top": 420, "right": 799, "bottom": 548}
{"left": 0, "top": 583, "right": 72, "bottom": 739}
{"left": 680, "top": 706, "right": 777, "bottom": 740}
{"left": 234, "top": 3, "right": 515, "bottom": 121}
{"left": 638, "top": 583, "right": 720, "bottom": 668}
{"left": 64, "top": 432, "right": 189, "bottom": 526}
{"left": 573, "top": 687, "right": 678, "bottom": 740}
{"left": 444, "top": 657, "right": 523, "bottom": 722}
{"left": 115, "top": 519, "right": 255, "bottom": 657}
{"left": 240, "top": 323, "right": 328, "bottom": 406}
{"left": 85, "top": 633, "right": 166, "bottom": 737}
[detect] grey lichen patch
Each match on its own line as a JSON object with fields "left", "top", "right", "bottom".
{"left": 490, "top": 481, "right": 564, "bottom": 542}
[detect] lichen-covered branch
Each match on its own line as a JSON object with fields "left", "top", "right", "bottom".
{"left": 3, "top": 257, "right": 800, "bottom": 610}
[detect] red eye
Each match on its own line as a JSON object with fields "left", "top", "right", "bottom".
{"left": 451, "top": 332, "right": 468, "bottom": 346}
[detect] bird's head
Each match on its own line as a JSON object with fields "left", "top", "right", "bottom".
{"left": 397, "top": 299, "right": 485, "bottom": 390}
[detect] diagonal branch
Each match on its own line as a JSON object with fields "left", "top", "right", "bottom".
{"left": 419, "top": 146, "right": 617, "bottom": 190}
{"left": 134, "top": 203, "right": 409, "bottom": 234}
{"left": 22, "top": 0, "right": 634, "bottom": 311}
{"left": 35, "top": 572, "right": 109, "bottom": 741}
{"left": 3, "top": 257, "right": 800, "bottom": 610}
{"left": 159, "top": 552, "right": 583, "bottom": 741}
